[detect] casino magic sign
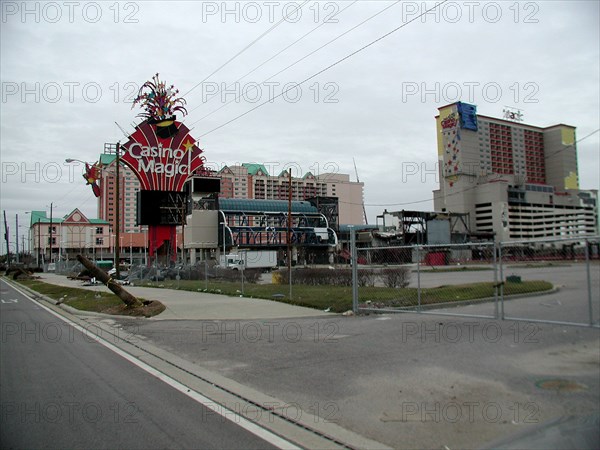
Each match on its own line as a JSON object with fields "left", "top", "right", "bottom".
{"left": 120, "top": 74, "right": 206, "bottom": 192}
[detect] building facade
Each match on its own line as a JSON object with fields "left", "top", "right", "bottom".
{"left": 97, "top": 151, "right": 142, "bottom": 234}
{"left": 29, "top": 209, "right": 111, "bottom": 263}
{"left": 433, "top": 102, "right": 598, "bottom": 241}
{"left": 217, "top": 163, "right": 365, "bottom": 225}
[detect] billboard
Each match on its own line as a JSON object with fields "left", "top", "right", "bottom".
{"left": 136, "top": 190, "right": 188, "bottom": 225}
{"left": 120, "top": 120, "right": 206, "bottom": 192}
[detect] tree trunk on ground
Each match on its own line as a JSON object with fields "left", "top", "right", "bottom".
{"left": 76, "top": 255, "right": 142, "bottom": 308}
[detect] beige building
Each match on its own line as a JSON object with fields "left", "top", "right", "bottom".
{"left": 433, "top": 102, "right": 598, "bottom": 241}
{"left": 29, "top": 208, "right": 111, "bottom": 262}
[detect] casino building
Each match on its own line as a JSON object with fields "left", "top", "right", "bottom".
{"left": 433, "top": 102, "right": 598, "bottom": 241}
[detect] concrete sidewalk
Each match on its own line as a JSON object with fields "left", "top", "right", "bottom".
{"left": 37, "top": 273, "right": 331, "bottom": 320}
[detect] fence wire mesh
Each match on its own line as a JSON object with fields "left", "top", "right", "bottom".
{"left": 354, "top": 236, "right": 600, "bottom": 328}
{"left": 356, "top": 243, "right": 499, "bottom": 318}
{"left": 499, "top": 237, "right": 600, "bottom": 327}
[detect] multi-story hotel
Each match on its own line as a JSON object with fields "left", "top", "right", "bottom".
{"left": 217, "top": 163, "right": 365, "bottom": 225}
{"left": 97, "top": 150, "right": 142, "bottom": 234}
{"left": 433, "top": 102, "right": 598, "bottom": 241}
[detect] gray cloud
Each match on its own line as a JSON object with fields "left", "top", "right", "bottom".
{"left": 1, "top": 1, "right": 598, "bottom": 250}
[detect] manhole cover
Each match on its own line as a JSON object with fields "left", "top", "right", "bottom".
{"left": 535, "top": 379, "right": 588, "bottom": 392}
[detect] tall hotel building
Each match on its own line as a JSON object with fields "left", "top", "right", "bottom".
{"left": 97, "top": 151, "right": 142, "bottom": 234}
{"left": 433, "top": 102, "right": 598, "bottom": 241}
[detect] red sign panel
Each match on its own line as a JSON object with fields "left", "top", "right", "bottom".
{"left": 120, "top": 120, "right": 205, "bottom": 192}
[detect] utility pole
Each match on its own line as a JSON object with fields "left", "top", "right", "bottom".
{"left": 115, "top": 142, "right": 121, "bottom": 279}
{"left": 3, "top": 210, "right": 9, "bottom": 264}
{"left": 181, "top": 200, "right": 186, "bottom": 264}
{"left": 287, "top": 168, "right": 292, "bottom": 299}
{"left": 15, "top": 214, "right": 19, "bottom": 263}
{"left": 37, "top": 218, "right": 41, "bottom": 266}
{"left": 49, "top": 203, "right": 53, "bottom": 264}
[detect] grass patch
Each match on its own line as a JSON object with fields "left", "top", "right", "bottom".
{"left": 359, "top": 281, "right": 553, "bottom": 308}
{"left": 14, "top": 278, "right": 164, "bottom": 317}
{"left": 132, "top": 279, "right": 553, "bottom": 313}
{"left": 507, "top": 262, "right": 571, "bottom": 268}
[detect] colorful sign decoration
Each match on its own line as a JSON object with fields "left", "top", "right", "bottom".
{"left": 440, "top": 107, "right": 462, "bottom": 186}
{"left": 83, "top": 162, "right": 102, "bottom": 197}
{"left": 457, "top": 102, "right": 478, "bottom": 131}
{"left": 120, "top": 74, "right": 206, "bottom": 192}
{"left": 502, "top": 107, "right": 524, "bottom": 122}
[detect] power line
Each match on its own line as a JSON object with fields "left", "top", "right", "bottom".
{"left": 337, "top": 127, "right": 600, "bottom": 210}
{"left": 182, "top": 0, "right": 310, "bottom": 98}
{"left": 185, "top": 0, "right": 358, "bottom": 118}
{"left": 192, "top": 0, "right": 448, "bottom": 140}
{"left": 188, "top": 0, "right": 399, "bottom": 128}
{"left": 544, "top": 128, "right": 599, "bottom": 160}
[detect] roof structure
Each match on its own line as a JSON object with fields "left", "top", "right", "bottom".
{"left": 29, "top": 209, "right": 109, "bottom": 226}
{"left": 219, "top": 198, "right": 318, "bottom": 214}
{"left": 242, "top": 163, "right": 269, "bottom": 176}
{"left": 99, "top": 154, "right": 116, "bottom": 165}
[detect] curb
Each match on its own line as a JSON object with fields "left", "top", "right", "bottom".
{"left": 5, "top": 277, "right": 147, "bottom": 320}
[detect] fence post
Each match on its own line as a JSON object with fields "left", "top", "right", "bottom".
{"left": 204, "top": 258, "right": 208, "bottom": 291}
{"left": 585, "top": 239, "right": 594, "bottom": 325}
{"left": 350, "top": 226, "right": 358, "bottom": 313}
{"left": 493, "top": 242, "right": 499, "bottom": 319}
{"left": 498, "top": 241, "right": 505, "bottom": 320}
{"left": 416, "top": 245, "right": 421, "bottom": 312}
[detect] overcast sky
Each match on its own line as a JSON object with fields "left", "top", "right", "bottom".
{"left": 1, "top": 0, "right": 599, "bottom": 253}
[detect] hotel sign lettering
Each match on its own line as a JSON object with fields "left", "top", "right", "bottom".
{"left": 121, "top": 120, "right": 205, "bottom": 191}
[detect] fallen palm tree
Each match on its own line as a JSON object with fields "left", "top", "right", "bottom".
{"left": 76, "top": 254, "right": 142, "bottom": 308}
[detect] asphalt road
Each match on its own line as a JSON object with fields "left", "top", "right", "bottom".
{"left": 0, "top": 279, "right": 281, "bottom": 450}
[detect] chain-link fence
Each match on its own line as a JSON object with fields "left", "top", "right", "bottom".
{"left": 498, "top": 237, "right": 600, "bottom": 327}
{"left": 355, "top": 242, "right": 500, "bottom": 319}
{"left": 124, "top": 260, "right": 277, "bottom": 298}
{"left": 353, "top": 236, "right": 599, "bottom": 328}
{"left": 35, "top": 235, "right": 600, "bottom": 328}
